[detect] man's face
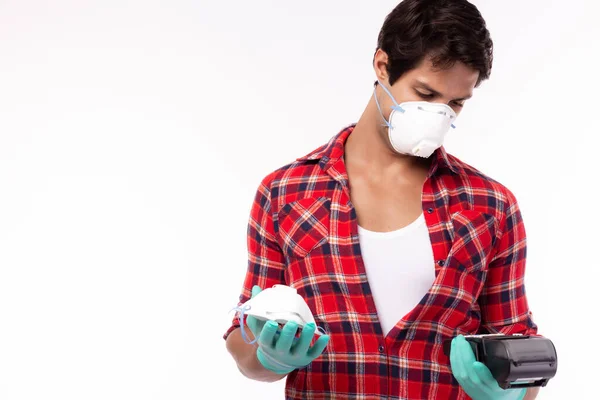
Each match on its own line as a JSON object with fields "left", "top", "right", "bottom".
{"left": 374, "top": 50, "right": 479, "bottom": 123}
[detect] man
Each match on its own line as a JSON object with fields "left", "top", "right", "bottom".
{"left": 224, "top": 0, "right": 541, "bottom": 399}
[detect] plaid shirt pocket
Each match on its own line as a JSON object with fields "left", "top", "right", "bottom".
{"left": 277, "top": 197, "right": 331, "bottom": 260}
{"left": 447, "top": 210, "right": 499, "bottom": 273}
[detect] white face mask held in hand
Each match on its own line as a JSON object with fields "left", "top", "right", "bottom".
{"left": 230, "top": 284, "right": 327, "bottom": 344}
{"left": 374, "top": 79, "right": 458, "bottom": 158}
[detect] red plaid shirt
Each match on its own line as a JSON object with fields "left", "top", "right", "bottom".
{"left": 224, "top": 125, "right": 538, "bottom": 399}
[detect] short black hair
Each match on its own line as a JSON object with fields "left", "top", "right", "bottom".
{"left": 376, "top": 0, "right": 493, "bottom": 87}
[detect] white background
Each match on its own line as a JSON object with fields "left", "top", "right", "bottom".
{"left": 0, "top": 0, "right": 598, "bottom": 399}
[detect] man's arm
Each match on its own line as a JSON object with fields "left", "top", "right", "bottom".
{"left": 479, "top": 189, "right": 541, "bottom": 399}
{"left": 225, "top": 327, "right": 287, "bottom": 382}
{"left": 524, "top": 387, "right": 540, "bottom": 399}
{"left": 223, "top": 174, "right": 288, "bottom": 381}
{"left": 478, "top": 189, "right": 538, "bottom": 337}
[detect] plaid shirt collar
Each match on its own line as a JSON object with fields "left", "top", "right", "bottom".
{"left": 296, "top": 124, "right": 464, "bottom": 177}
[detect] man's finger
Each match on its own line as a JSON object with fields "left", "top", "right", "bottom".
{"left": 450, "top": 336, "right": 469, "bottom": 384}
{"left": 457, "top": 335, "right": 477, "bottom": 366}
{"left": 251, "top": 285, "right": 262, "bottom": 298}
{"left": 307, "top": 335, "right": 330, "bottom": 359}
{"left": 258, "top": 320, "right": 279, "bottom": 349}
{"left": 292, "top": 323, "right": 316, "bottom": 355}
{"left": 473, "top": 361, "right": 499, "bottom": 389}
{"left": 275, "top": 321, "right": 298, "bottom": 353}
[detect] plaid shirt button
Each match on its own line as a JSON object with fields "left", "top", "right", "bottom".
{"left": 427, "top": 208, "right": 434, "bottom": 213}
{"left": 378, "top": 345, "right": 385, "bottom": 353}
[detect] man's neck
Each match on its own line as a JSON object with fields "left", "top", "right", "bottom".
{"left": 344, "top": 100, "right": 431, "bottom": 180}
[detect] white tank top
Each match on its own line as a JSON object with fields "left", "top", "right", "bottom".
{"left": 358, "top": 214, "right": 435, "bottom": 336}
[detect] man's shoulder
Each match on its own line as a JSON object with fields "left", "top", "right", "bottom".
{"left": 258, "top": 128, "right": 346, "bottom": 189}
{"left": 446, "top": 152, "right": 519, "bottom": 205}
{"left": 256, "top": 139, "right": 333, "bottom": 199}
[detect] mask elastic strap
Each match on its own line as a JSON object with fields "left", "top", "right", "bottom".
{"left": 376, "top": 79, "right": 402, "bottom": 109}
{"left": 230, "top": 304, "right": 258, "bottom": 345}
{"left": 373, "top": 86, "right": 393, "bottom": 129}
{"left": 373, "top": 80, "right": 405, "bottom": 129}
{"left": 316, "top": 325, "right": 327, "bottom": 336}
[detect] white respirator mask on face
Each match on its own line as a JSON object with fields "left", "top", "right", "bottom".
{"left": 374, "top": 79, "right": 458, "bottom": 158}
{"left": 231, "top": 285, "right": 326, "bottom": 344}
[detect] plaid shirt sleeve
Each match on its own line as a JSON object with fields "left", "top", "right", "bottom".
{"left": 478, "top": 189, "right": 539, "bottom": 336}
{"left": 223, "top": 174, "right": 287, "bottom": 340}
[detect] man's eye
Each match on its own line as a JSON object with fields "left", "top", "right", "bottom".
{"left": 417, "top": 91, "right": 434, "bottom": 99}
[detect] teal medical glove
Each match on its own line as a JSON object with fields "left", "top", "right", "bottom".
{"left": 450, "top": 335, "right": 527, "bottom": 400}
{"left": 244, "top": 285, "right": 267, "bottom": 341}
{"left": 256, "top": 319, "right": 330, "bottom": 374}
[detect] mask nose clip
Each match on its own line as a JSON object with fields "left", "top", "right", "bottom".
{"left": 416, "top": 106, "right": 457, "bottom": 129}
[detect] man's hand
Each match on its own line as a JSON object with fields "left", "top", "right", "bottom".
{"left": 256, "top": 319, "right": 330, "bottom": 374}
{"left": 450, "top": 335, "right": 527, "bottom": 400}
{"left": 247, "top": 285, "right": 330, "bottom": 374}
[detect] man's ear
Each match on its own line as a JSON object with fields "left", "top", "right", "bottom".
{"left": 373, "top": 48, "right": 390, "bottom": 83}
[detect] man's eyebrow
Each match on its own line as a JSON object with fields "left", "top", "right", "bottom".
{"left": 414, "top": 80, "right": 472, "bottom": 101}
